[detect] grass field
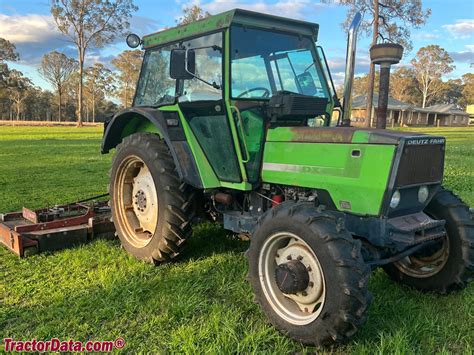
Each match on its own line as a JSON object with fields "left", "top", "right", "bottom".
{"left": 1, "top": 126, "right": 473, "bottom": 353}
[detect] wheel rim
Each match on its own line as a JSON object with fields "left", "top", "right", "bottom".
{"left": 114, "top": 155, "right": 158, "bottom": 248}
{"left": 258, "top": 232, "right": 326, "bottom": 325}
{"left": 394, "top": 235, "right": 449, "bottom": 278}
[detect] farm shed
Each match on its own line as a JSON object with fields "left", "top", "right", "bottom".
{"left": 421, "top": 104, "right": 470, "bottom": 127}
{"left": 350, "top": 96, "right": 470, "bottom": 127}
{"left": 350, "top": 94, "right": 413, "bottom": 127}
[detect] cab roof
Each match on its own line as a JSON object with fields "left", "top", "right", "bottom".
{"left": 142, "top": 8, "right": 319, "bottom": 49}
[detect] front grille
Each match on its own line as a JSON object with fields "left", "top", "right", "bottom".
{"left": 395, "top": 143, "right": 445, "bottom": 187}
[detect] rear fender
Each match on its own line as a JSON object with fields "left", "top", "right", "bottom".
{"left": 102, "top": 107, "right": 203, "bottom": 188}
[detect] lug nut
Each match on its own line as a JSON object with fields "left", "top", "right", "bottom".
{"left": 309, "top": 281, "right": 314, "bottom": 288}
{"left": 297, "top": 255, "right": 303, "bottom": 261}
{"left": 286, "top": 255, "right": 292, "bottom": 260}
{"left": 302, "top": 291, "right": 308, "bottom": 296}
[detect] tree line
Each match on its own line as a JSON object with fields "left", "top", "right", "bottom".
{"left": 0, "top": 40, "right": 142, "bottom": 123}
{"left": 0, "top": 1, "right": 472, "bottom": 125}
{"left": 345, "top": 45, "right": 473, "bottom": 109}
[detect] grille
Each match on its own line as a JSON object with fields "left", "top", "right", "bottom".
{"left": 395, "top": 143, "right": 445, "bottom": 187}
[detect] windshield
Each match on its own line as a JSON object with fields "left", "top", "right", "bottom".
{"left": 230, "top": 26, "right": 330, "bottom": 100}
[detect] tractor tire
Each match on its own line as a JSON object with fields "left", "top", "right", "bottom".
{"left": 247, "top": 201, "right": 372, "bottom": 346}
{"left": 109, "top": 132, "right": 195, "bottom": 264}
{"left": 384, "top": 188, "right": 474, "bottom": 293}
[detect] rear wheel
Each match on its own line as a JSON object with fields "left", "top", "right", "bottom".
{"left": 110, "top": 133, "right": 195, "bottom": 263}
{"left": 247, "top": 201, "right": 372, "bottom": 345}
{"left": 384, "top": 188, "right": 474, "bottom": 293}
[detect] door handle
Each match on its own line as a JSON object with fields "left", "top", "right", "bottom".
{"left": 230, "top": 105, "right": 250, "bottom": 163}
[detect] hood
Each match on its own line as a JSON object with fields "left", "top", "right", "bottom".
{"left": 266, "top": 126, "right": 445, "bottom": 146}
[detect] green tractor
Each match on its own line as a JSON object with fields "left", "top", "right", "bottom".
{"left": 102, "top": 9, "right": 473, "bottom": 345}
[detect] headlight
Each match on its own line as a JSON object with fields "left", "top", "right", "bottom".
{"left": 418, "top": 185, "right": 429, "bottom": 203}
{"left": 390, "top": 190, "right": 401, "bottom": 209}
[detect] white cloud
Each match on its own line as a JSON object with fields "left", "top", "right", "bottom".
{"left": 413, "top": 31, "right": 439, "bottom": 40}
{"left": 0, "top": 13, "right": 59, "bottom": 44}
{"left": 187, "top": 0, "right": 327, "bottom": 20}
{"left": 0, "top": 13, "right": 70, "bottom": 64}
{"left": 443, "top": 19, "right": 474, "bottom": 39}
{"left": 465, "top": 44, "right": 474, "bottom": 52}
{"left": 449, "top": 44, "right": 474, "bottom": 64}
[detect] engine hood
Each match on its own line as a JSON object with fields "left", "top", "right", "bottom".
{"left": 266, "top": 126, "right": 446, "bottom": 146}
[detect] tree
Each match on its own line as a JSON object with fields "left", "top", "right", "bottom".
{"left": 0, "top": 38, "right": 19, "bottom": 62}
{"left": 51, "top": 0, "right": 138, "bottom": 126}
{"left": 460, "top": 73, "right": 474, "bottom": 108}
{"left": 411, "top": 45, "right": 455, "bottom": 108}
{"left": 0, "top": 38, "right": 19, "bottom": 88}
{"left": 39, "top": 51, "right": 77, "bottom": 122}
{"left": 337, "top": 0, "right": 430, "bottom": 126}
{"left": 351, "top": 72, "right": 380, "bottom": 98}
{"left": 112, "top": 50, "right": 142, "bottom": 107}
{"left": 389, "top": 67, "right": 420, "bottom": 105}
{"left": 438, "top": 79, "right": 463, "bottom": 106}
{"left": 177, "top": 5, "right": 211, "bottom": 25}
{"left": 84, "top": 63, "right": 115, "bottom": 122}
{"left": 7, "top": 70, "right": 33, "bottom": 120}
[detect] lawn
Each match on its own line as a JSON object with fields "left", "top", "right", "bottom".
{"left": 1, "top": 126, "right": 473, "bottom": 353}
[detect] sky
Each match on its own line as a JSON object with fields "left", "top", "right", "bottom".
{"left": 0, "top": 0, "right": 473, "bottom": 91}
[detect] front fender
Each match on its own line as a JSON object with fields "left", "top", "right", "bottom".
{"left": 102, "top": 107, "right": 203, "bottom": 188}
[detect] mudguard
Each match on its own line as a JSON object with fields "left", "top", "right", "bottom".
{"left": 101, "top": 107, "right": 203, "bottom": 188}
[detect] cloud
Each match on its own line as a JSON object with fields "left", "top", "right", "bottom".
{"left": 0, "top": 13, "right": 58, "bottom": 43}
{"left": 0, "top": 12, "right": 157, "bottom": 67}
{"left": 129, "top": 15, "right": 162, "bottom": 36}
{"left": 443, "top": 19, "right": 474, "bottom": 39}
{"left": 186, "top": 0, "right": 327, "bottom": 20}
{"left": 465, "top": 44, "right": 474, "bottom": 52}
{"left": 449, "top": 45, "right": 474, "bottom": 64}
{"left": 413, "top": 31, "right": 439, "bottom": 40}
{"left": 0, "top": 13, "right": 73, "bottom": 64}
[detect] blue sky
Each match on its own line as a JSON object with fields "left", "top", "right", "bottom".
{"left": 1, "top": 0, "right": 472, "bottom": 91}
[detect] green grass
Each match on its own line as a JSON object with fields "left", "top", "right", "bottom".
{"left": 1, "top": 126, "right": 473, "bottom": 353}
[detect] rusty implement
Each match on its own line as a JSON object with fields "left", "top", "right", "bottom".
{"left": 0, "top": 201, "right": 115, "bottom": 257}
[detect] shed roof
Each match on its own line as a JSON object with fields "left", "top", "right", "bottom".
{"left": 352, "top": 94, "right": 413, "bottom": 110}
{"left": 422, "top": 103, "right": 469, "bottom": 116}
{"left": 142, "top": 9, "right": 319, "bottom": 48}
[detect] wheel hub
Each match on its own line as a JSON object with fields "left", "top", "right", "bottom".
{"left": 131, "top": 165, "right": 158, "bottom": 234}
{"left": 259, "top": 233, "right": 326, "bottom": 325}
{"left": 275, "top": 260, "right": 309, "bottom": 294}
{"left": 275, "top": 238, "right": 324, "bottom": 311}
{"left": 115, "top": 156, "right": 159, "bottom": 248}
{"left": 135, "top": 189, "right": 147, "bottom": 210}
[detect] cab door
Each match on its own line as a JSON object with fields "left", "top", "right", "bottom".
{"left": 177, "top": 32, "right": 243, "bottom": 184}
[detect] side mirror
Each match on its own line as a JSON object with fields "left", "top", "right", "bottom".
{"left": 170, "top": 49, "right": 196, "bottom": 80}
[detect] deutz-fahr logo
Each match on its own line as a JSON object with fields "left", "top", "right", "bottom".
{"left": 406, "top": 137, "right": 445, "bottom": 145}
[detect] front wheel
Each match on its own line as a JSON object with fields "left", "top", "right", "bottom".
{"left": 384, "top": 188, "right": 474, "bottom": 293}
{"left": 247, "top": 202, "right": 372, "bottom": 345}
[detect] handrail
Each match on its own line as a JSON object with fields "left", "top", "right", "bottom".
{"left": 230, "top": 105, "right": 250, "bottom": 163}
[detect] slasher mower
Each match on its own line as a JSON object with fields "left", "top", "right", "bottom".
{"left": 2, "top": 9, "right": 473, "bottom": 346}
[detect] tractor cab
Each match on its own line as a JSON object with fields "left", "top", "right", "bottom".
{"left": 130, "top": 9, "right": 337, "bottom": 186}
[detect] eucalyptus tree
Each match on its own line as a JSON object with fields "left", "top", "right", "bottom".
{"left": 50, "top": 0, "right": 138, "bottom": 126}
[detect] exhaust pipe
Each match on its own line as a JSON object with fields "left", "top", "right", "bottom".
{"left": 341, "top": 12, "right": 362, "bottom": 126}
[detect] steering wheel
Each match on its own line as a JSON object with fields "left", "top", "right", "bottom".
{"left": 237, "top": 87, "right": 270, "bottom": 98}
